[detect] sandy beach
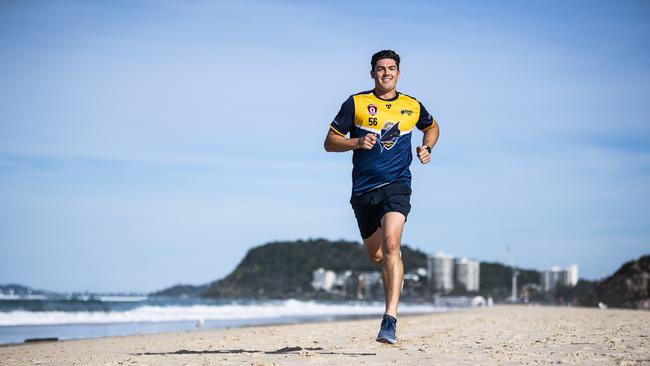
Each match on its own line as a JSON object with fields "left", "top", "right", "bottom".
{"left": 1, "top": 305, "right": 649, "bottom": 365}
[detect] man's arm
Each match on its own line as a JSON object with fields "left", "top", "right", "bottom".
{"left": 416, "top": 120, "right": 440, "bottom": 164}
{"left": 324, "top": 129, "right": 376, "bottom": 152}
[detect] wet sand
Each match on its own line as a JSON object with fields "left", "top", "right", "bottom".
{"left": 1, "top": 305, "right": 649, "bottom": 365}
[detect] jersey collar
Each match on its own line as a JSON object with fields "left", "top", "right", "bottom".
{"left": 372, "top": 89, "right": 400, "bottom": 102}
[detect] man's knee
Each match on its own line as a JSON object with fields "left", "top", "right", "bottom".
{"left": 382, "top": 235, "right": 401, "bottom": 256}
{"left": 380, "top": 211, "right": 405, "bottom": 257}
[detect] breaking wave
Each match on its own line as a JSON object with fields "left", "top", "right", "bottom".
{"left": 0, "top": 299, "right": 444, "bottom": 326}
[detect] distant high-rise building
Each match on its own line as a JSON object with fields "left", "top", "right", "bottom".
{"left": 542, "top": 266, "right": 563, "bottom": 292}
{"left": 542, "top": 264, "right": 579, "bottom": 292}
{"left": 565, "top": 264, "right": 579, "bottom": 287}
{"left": 455, "top": 258, "right": 480, "bottom": 292}
{"left": 311, "top": 268, "right": 337, "bottom": 292}
{"left": 427, "top": 252, "right": 454, "bottom": 292}
{"left": 335, "top": 270, "right": 359, "bottom": 297}
{"left": 358, "top": 272, "right": 383, "bottom": 299}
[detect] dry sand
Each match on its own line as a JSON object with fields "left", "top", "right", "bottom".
{"left": 1, "top": 305, "right": 649, "bottom": 365}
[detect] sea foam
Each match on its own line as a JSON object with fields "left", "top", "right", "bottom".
{"left": 0, "top": 299, "right": 444, "bottom": 326}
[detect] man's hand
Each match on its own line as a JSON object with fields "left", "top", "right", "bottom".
{"left": 357, "top": 133, "right": 377, "bottom": 150}
{"left": 416, "top": 146, "right": 431, "bottom": 164}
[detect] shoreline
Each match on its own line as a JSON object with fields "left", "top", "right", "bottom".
{"left": 1, "top": 305, "right": 649, "bottom": 365}
{"left": 0, "top": 299, "right": 448, "bottom": 344}
{"left": 0, "top": 308, "right": 453, "bottom": 347}
{"left": 0, "top": 311, "right": 444, "bottom": 347}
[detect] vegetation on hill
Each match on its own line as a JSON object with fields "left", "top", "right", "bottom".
{"left": 155, "top": 239, "right": 547, "bottom": 300}
{"left": 154, "top": 239, "right": 647, "bottom": 308}
{"left": 200, "top": 239, "right": 428, "bottom": 298}
{"left": 548, "top": 254, "right": 649, "bottom": 309}
{"left": 593, "top": 254, "right": 649, "bottom": 309}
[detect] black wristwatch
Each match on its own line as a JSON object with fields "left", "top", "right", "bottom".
{"left": 422, "top": 145, "right": 432, "bottom": 154}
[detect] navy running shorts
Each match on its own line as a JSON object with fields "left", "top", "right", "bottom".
{"left": 349, "top": 182, "right": 412, "bottom": 239}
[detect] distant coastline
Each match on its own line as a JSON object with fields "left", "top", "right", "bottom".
{"left": 3, "top": 239, "right": 648, "bottom": 309}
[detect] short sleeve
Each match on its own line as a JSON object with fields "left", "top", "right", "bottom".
{"left": 330, "top": 96, "right": 355, "bottom": 136}
{"left": 416, "top": 102, "right": 436, "bottom": 131}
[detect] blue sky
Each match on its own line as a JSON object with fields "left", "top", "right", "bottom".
{"left": 1, "top": 0, "right": 649, "bottom": 292}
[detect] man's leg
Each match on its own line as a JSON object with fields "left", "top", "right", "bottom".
{"left": 361, "top": 211, "right": 406, "bottom": 317}
{"left": 380, "top": 211, "right": 405, "bottom": 318}
{"left": 363, "top": 211, "right": 405, "bottom": 344}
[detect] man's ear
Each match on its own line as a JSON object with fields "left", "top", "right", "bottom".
{"left": 370, "top": 70, "right": 376, "bottom": 79}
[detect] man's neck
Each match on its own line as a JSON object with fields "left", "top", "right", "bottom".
{"left": 373, "top": 88, "right": 397, "bottom": 100}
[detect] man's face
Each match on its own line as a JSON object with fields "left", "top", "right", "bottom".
{"left": 371, "top": 58, "right": 400, "bottom": 93}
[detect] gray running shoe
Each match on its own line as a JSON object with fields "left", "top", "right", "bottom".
{"left": 376, "top": 314, "right": 397, "bottom": 344}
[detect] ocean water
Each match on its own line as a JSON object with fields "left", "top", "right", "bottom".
{"left": 0, "top": 297, "right": 447, "bottom": 345}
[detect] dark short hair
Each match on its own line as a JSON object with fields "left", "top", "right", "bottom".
{"left": 371, "top": 50, "right": 400, "bottom": 70}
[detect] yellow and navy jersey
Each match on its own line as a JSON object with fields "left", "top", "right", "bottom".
{"left": 330, "top": 90, "right": 436, "bottom": 197}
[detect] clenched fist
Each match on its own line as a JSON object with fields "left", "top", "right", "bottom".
{"left": 357, "top": 133, "right": 377, "bottom": 150}
{"left": 416, "top": 145, "right": 431, "bottom": 164}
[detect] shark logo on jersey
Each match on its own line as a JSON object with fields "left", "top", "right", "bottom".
{"left": 379, "top": 121, "right": 401, "bottom": 151}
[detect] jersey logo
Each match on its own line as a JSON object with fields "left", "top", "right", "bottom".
{"left": 379, "top": 121, "right": 401, "bottom": 151}
{"left": 367, "top": 104, "right": 377, "bottom": 116}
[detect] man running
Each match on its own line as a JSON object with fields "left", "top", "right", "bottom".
{"left": 324, "top": 50, "right": 439, "bottom": 344}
